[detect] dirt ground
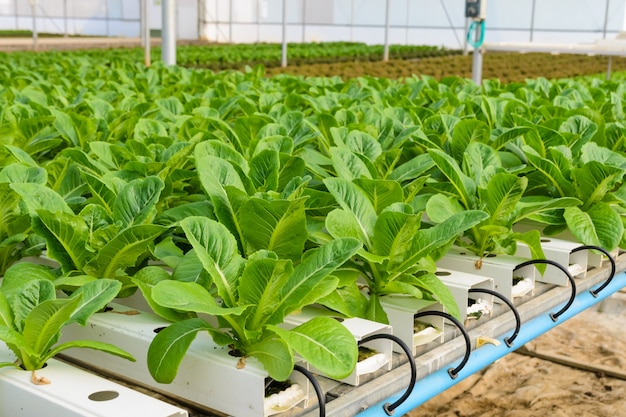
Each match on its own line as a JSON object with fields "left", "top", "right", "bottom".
{"left": 409, "top": 291, "right": 626, "bottom": 417}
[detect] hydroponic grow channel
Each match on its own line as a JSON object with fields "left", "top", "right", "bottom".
{"left": 285, "top": 252, "right": 624, "bottom": 417}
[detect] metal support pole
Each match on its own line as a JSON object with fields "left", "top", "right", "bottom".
{"left": 463, "top": 17, "right": 469, "bottom": 55}
{"left": 301, "top": 0, "right": 306, "bottom": 43}
{"left": 604, "top": 0, "right": 611, "bottom": 80}
{"left": 63, "top": 0, "right": 68, "bottom": 37}
{"left": 603, "top": 0, "right": 610, "bottom": 38}
{"left": 350, "top": 0, "right": 355, "bottom": 41}
{"left": 13, "top": 0, "right": 18, "bottom": 31}
{"left": 281, "top": 0, "right": 287, "bottom": 67}
{"left": 405, "top": 0, "right": 410, "bottom": 45}
{"left": 162, "top": 0, "right": 176, "bottom": 66}
{"left": 229, "top": 0, "right": 233, "bottom": 43}
{"left": 256, "top": 0, "right": 261, "bottom": 43}
{"left": 143, "top": 0, "right": 151, "bottom": 66}
{"left": 529, "top": 0, "right": 536, "bottom": 42}
{"left": 471, "top": 22, "right": 483, "bottom": 85}
{"left": 383, "top": 0, "right": 390, "bottom": 61}
{"left": 105, "top": 0, "right": 110, "bottom": 37}
{"left": 30, "top": 0, "right": 37, "bottom": 50}
{"left": 141, "top": 0, "right": 146, "bottom": 46}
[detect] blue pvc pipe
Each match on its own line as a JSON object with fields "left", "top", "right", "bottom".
{"left": 356, "top": 271, "right": 626, "bottom": 417}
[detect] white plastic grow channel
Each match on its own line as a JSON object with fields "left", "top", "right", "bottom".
{"left": 435, "top": 268, "right": 494, "bottom": 324}
{"left": 290, "top": 250, "right": 623, "bottom": 417}
{"left": 436, "top": 246, "right": 536, "bottom": 302}
{"left": 513, "top": 221, "right": 618, "bottom": 270}
{"left": 0, "top": 346, "right": 187, "bottom": 417}
{"left": 353, "top": 267, "right": 626, "bottom": 417}
{"left": 59, "top": 303, "right": 311, "bottom": 417}
{"left": 379, "top": 296, "right": 444, "bottom": 356}
{"left": 284, "top": 307, "right": 393, "bottom": 386}
{"left": 517, "top": 237, "right": 589, "bottom": 286}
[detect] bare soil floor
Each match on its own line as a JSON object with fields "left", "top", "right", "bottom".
{"left": 409, "top": 291, "right": 626, "bottom": 417}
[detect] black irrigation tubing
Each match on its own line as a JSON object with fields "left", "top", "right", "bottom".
{"left": 413, "top": 311, "right": 471, "bottom": 380}
{"left": 514, "top": 259, "right": 575, "bottom": 322}
{"left": 468, "top": 288, "right": 521, "bottom": 347}
{"left": 293, "top": 364, "right": 326, "bottom": 417}
{"left": 571, "top": 245, "right": 616, "bottom": 297}
{"left": 358, "top": 333, "right": 416, "bottom": 416}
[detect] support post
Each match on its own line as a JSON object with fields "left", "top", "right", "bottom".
{"left": 350, "top": 0, "right": 355, "bottom": 41}
{"left": 604, "top": 0, "right": 611, "bottom": 80}
{"left": 301, "top": 0, "right": 306, "bottom": 43}
{"left": 463, "top": 17, "right": 469, "bottom": 55}
{"left": 229, "top": 0, "right": 233, "bottom": 43}
{"left": 471, "top": 23, "right": 483, "bottom": 85}
{"left": 256, "top": 0, "right": 261, "bottom": 42}
{"left": 162, "top": 0, "right": 176, "bottom": 66}
{"left": 63, "top": 0, "right": 68, "bottom": 37}
{"left": 105, "top": 0, "right": 110, "bottom": 37}
{"left": 281, "top": 0, "right": 287, "bottom": 67}
{"left": 143, "top": 0, "right": 151, "bottom": 66}
{"left": 405, "top": 0, "right": 410, "bottom": 45}
{"left": 30, "top": 0, "right": 37, "bottom": 50}
{"left": 383, "top": 0, "right": 390, "bottom": 61}
{"left": 529, "top": 0, "right": 536, "bottom": 41}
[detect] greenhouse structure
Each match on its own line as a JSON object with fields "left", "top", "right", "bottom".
{"left": 1, "top": 1, "right": 626, "bottom": 417}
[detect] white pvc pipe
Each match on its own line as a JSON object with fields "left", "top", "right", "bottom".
{"left": 484, "top": 41, "right": 626, "bottom": 56}
{"left": 162, "top": 0, "right": 176, "bottom": 66}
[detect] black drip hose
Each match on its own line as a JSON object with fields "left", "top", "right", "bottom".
{"left": 571, "top": 245, "right": 616, "bottom": 297}
{"left": 413, "top": 310, "right": 471, "bottom": 380}
{"left": 293, "top": 364, "right": 326, "bottom": 417}
{"left": 358, "top": 333, "right": 416, "bottom": 416}
{"left": 514, "top": 259, "right": 575, "bottom": 322}
{"left": 468, "top": 288, "right": 521, "bottom": 347}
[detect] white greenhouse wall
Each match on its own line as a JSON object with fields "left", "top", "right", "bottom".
{"left": 0, "top": 0, "right": 625, "bottom": 48}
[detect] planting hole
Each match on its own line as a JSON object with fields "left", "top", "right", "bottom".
{"left": 540, "top": 239, "right": 551, "bottom": 243}
{"left": 88, "top": 391, "right": 119, "bottom": 402}
{"left": 435, "top": 271, "right": 451, "bottom": 276}
{"left": 486, "top": 254, "right": 497, "bottom": 258}
{"left": 153, "top": 326, "right": 166, "bottom": 333}
{"left": 459, "top": 252, "right": 466, "bottom": 255}
{"left": 265, "top": 378, "right": 292, "bottom": 397}
{"left": 103, "top": 306, "right": 113, "bottom": 312}
{"left": 333, "top": 317, "right": 345, "bottom": 322}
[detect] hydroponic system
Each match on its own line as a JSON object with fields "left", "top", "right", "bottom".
{"left": 1, "top": 1, "right": 626, "bottom": 417}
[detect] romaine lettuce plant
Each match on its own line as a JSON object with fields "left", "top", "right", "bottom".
{"left": 0, "top": 273, "right": 134, "bottom": 383}
{"left": 425, "top": 145, "right": 580, "bottom": 263}
{"left": 522, "top": 141, "right": 626, "bottom": 251}
{"left": 9, "top": 176, "right": 169, "bottom": 295}
{"left": 147, "top": 216, "right": 362, "bottom": 383}
{"left": 315, "top": 176, "right": 488, "bottom": 323}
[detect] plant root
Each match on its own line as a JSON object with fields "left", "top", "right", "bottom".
{"left": 31, "top": 371, "right": 51, "bottom": 385}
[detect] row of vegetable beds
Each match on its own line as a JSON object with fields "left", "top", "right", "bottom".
{"left": 0, "top": 47, "right": 625, "bottom": 416}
